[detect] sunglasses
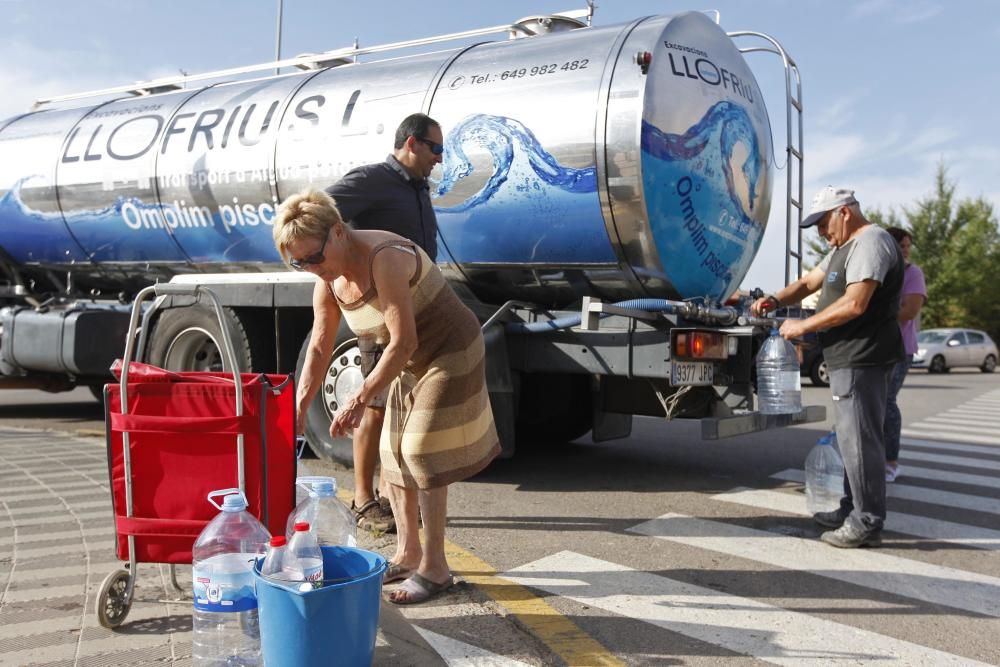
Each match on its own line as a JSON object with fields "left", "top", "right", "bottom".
{"left": 415, "top": 136, "right": 444, "bottom": 155}
{"left": 288, "top": 233, "right": 328, "bottom": 270}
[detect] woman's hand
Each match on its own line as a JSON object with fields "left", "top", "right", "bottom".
{"left": 330, "top": 394, "right": 367, "bottom": 438}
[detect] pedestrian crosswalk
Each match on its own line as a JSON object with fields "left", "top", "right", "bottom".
{"left": 504, "top": 552, "right": 993, "bottom": 666}
{"left": 493, "top": 388, "right": 1000, "bottom": 664}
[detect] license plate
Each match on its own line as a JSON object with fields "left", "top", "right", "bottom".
{"left": 670, "top": 361, "right": 713, "bottom": 386}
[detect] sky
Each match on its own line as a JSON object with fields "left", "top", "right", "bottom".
{"left": 2, "top": 0, "right": 998, "bottom": 293}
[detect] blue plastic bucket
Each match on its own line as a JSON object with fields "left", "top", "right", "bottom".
{"left": 254, "top": 546, "right": 387, "bottom": 667}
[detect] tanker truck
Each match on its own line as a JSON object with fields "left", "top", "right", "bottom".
{"left": 0, "top": 7, "right": 822, "bottom": 462}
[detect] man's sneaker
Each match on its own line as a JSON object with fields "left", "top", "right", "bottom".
{"left": 812, "top": 509, "right": 847, "bottom": 529}
{"left": 351, "top": 498, "right": 396, "bottom": 533}
{"left": 820, "top": 522, "right": 882, "bottom": 548}
{"left": 885, "top": 463, "right": 901, "bottom": 483}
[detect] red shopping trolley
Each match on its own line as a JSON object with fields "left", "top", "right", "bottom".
{"left": 98, "top": 284, "right": 296, "bottom": 628}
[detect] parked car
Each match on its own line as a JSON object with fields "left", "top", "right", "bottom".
{"left": 911, "top": 328, "right": 998, "bottom": 373}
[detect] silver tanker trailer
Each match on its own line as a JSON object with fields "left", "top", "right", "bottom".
{"left": 0, "top": 7, "right": 822, "bottom": 462}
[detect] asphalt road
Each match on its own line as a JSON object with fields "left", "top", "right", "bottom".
{"left": 2, "top": 370, "right": 999, "bottom": 664}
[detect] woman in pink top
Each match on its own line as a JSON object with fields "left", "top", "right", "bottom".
{"left": 884, "top": 227, "right": 928, "bottom": 482}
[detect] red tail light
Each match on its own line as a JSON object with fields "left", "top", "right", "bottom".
{"left": 672, "top": 330, "right": 728, "bottom": 360}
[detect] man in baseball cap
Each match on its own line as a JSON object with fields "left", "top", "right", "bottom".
{"left": 749, "top": 185, "right": 904, "bottom": 548}
{"left": 801, "top": 186, "right": 859, "bottom": 228}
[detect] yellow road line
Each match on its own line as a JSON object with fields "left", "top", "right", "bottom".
{"left": 336, "top": 487, "right": 622, "bottom": 665}
{"left": 444, "top": 540, "right": 624, "bottom": 667}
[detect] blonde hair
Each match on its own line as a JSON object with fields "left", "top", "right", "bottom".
{"left": 272, "top": 189, "right": 345, "bottom": 263}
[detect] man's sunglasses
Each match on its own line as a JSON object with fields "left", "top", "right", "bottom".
{"left": 288, "top": 234, "right": 328, "bottom": 270}
{"left": 415, "top": 136, "right": 444, "bottom": 155}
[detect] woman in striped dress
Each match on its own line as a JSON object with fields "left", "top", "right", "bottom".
{"left": 273, "top": 189, "right": 500, "bottom": 604}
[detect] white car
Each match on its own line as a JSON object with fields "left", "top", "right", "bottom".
{"left": 911, "top": 328, "right": 998, "bottom": 373}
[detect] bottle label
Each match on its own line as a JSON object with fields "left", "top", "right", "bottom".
{"left": 778, "top": 371, "right": 801, "bottom": 392}
{"left": 192, "top": 553, "right": 259, "bottom": 613}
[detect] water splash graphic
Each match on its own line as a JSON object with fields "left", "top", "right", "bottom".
{"left": 0, "top": 177, "right": 280, "bottom": 263}
{"left": 433, "top": 113, "right": 611, "bottom": 264}
{"left": 641, "top": 100, "right": 768, "bottom": 301}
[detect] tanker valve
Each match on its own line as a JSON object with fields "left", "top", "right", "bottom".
{"left": 635, "top": 51, "right": 652, "bottom": 74}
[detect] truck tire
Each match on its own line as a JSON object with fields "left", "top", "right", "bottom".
{"left": 515, "top": 372, "right": 593, "bottom": 444}
{"left": 295, "top": 326, "right": 359, "bottom": 465}
{"left": 146, "top": 306, "right": 260, "bottom": 372}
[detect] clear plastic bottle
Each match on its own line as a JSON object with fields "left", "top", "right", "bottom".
{"left": 259, "top": 536, "right": 288, "bottom": 580}
{"left": 756, "top": 328, "right": 802, "bottom": 414}
{"left": 285, "top": 522, "right": 324, "bottom": 591}
{"left": 805, "top": 431, "right": 845, "bottom": 515}
{"left": 192, "top": 489, "right": 271, "bottom": 667}
{"left": 286, "top": 476, "right": 357, "bottom": 548}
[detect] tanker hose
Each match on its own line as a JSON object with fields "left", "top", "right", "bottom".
{"left": 505, "top": 298, "right": 739, "bottom": 334}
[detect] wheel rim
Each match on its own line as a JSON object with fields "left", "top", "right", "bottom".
{"left": 817, "top": 361, "right": 830, "bottom": 385}
{"left": 162, "top": 327, "right": 224, "bottom": 371}
{"left": 321, "top": 342, "right": 364, "bottom": 421}
{"left": 930, "top": 356, "right": 945, "bottom": 373}
{"left": 98, "top": 571, "right": 131, "bottom": 626}
{"left": 986, "top": 356, "right": 997, "bottom": 371}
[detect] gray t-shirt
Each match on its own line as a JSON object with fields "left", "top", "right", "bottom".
{"left": 814, "top": 225, "right": 904, "bottom": 369}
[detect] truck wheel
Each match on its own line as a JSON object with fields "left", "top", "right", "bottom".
{"left": 515, "top": 373, "right": 593, "bottom": 444}
{"left": 147, "top": 306, "right": 259, "bottom": 372}
{"left": 295, "top": 326, "right": 358, "bottom": 465}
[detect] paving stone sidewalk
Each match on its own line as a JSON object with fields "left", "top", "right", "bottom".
{"left": 0, "top": 429, "right": 442, "bottom": 667}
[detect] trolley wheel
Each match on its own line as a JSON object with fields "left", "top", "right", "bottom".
{"left": 96, "top": 569, "right": 132, "bottom": 628}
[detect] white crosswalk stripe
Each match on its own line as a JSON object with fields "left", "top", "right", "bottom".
{"left": 770, "top": 468, "right": 1000, "bottom": 515}
{"left": 901, "top": 429, "right": 1000, "bottom": 446}
{"left": 908, "top": 421, "right": 1000, "bottom": 437}
{"left": 629, "top": 514, "right": 1000, "bottom": 618}
{"left": 713, "top": 486, "right": 1000, "bottom": 550}
{"left": 901, "top": 437, "right": 1000, "bottom": 457}
{"left": 884, "top": 463, "right": 1000, "bottom": 489}
{"left": 900, "top": 448, "right": 1000, "bottom": 470}
{"left": 503, "top": 551, "right": 992, "bottom": 666}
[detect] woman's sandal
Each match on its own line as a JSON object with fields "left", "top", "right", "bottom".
{"left": 387, "top": 573, "right": 454, "bottom": 605}
{"left": 383, "top": 562, "right": 415, "bottom": 585}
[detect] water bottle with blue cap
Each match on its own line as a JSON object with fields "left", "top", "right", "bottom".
{"left": 286, "top": 476, "right": 357, "bottom": 547}
{"left": 756, "top": 327, "right": 802, "bottom": 414}
{"left": 191, "top": 488, "right": 271, "bottom": 666}
{"left": 805, "top": 431, "right": 844, "bottom": 515}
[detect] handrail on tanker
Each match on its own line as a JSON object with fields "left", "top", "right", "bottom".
{"left": 32, "top": 7, "right": 594, "bottom": 108}
{"left": 727, "top": 30, "right": 805, "bottom": 288}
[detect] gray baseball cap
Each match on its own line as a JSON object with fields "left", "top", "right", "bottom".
{"left": 801, "top": 186, "right": 858, "bottom": 228}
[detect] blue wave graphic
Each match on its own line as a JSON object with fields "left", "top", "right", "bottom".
{"left": 433, "top": 113, "right": 612, "bottom": 264}
{"left": 641, "top": 100, "right": 768, "bottom": 301}
{"left": 0, "top": 177, "right": 282, "bottom": 264}
{"left": 0, "top": 177, "right": 88, "bottom": 263}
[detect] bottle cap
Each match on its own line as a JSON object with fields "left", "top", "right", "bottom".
{"left": 269, "top": 536, "right": 287, "bottom": 547}
{"left": 221, "top": 494, "right": 248, "bottom": 512}
{"left": 293, "top": 522, "right": 311, "bottom": 532}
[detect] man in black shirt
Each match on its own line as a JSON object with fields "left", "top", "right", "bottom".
{"left": 751, "top": 186, "right": 903, "bottom": 548}
{"left": 324, "top": 113, "right": 444, "bottom": 532}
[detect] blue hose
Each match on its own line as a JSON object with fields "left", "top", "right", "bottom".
{"left": 505, "top": 299, "right": 682, "bottom": 334}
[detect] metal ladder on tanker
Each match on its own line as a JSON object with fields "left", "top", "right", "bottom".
{"left": 723, "top": 24, "right": 806, "bottom": 286}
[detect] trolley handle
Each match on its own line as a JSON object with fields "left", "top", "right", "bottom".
{"left": 119, "top": 284, "right": 243, "bottom": 417}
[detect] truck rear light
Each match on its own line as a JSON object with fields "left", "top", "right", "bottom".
{"left": 672, "top": 330, "right": 728, "bottom": 360}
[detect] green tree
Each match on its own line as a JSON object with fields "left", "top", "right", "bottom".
{"left": 905, "top": 165, "right": 1000, "bottom": 341}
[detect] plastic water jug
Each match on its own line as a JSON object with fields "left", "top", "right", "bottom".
{"left": 191, "top": 489, "right": 271, "bottom": 666}
{"left": 286, "top": 476, "right": 357, "bottom": 548}
{"left": 286, "top": 522, "right": 324, "bottom": 591}
{"left": 805, "top": 432, "right": 845, "bottom": 515}
{"left": 756, "top": 328, "right": 802, "bottom": 414}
